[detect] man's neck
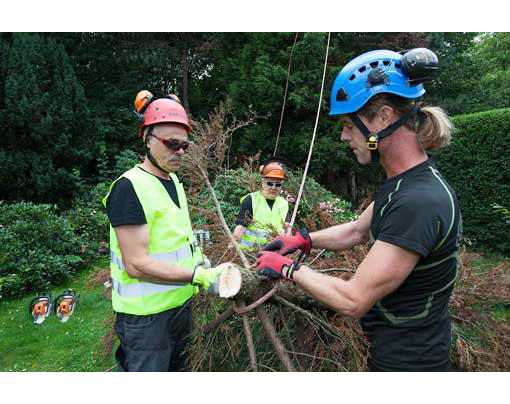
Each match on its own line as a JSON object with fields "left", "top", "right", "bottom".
{"left": 142, "top": 157, "right": 170, "bottom": 180}
{"left": 378, "top": 128, "right": 428, "bottom": 178}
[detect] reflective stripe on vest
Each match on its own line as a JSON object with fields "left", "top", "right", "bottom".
{"left": 240, "top": 191, "right": 288, "bottom": 248}
{"left": 112, "top": 279, "right": 187, "bottom": 297}
{"left": 103, "top": 166, "right": 198, "bottom": 315}
{"left": 110, "top": 247, "right": 191, "bottom": 272}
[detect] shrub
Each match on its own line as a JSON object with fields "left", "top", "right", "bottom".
{"left": 190, "top": 167, "right": 355, "bottom": 232}
{"left": 65, "top": 149, "right": 141, "bottom": 257}
{"left": 434, "top": 108, "right": 510, "bottom": 253}
{"left": 0, "top": 201, "right": 84, "bottom": 298}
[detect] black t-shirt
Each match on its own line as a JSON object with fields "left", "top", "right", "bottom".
{"left": 235, "top": 194, "right": 291, "bottom": 227}
{"left": 106, "top": 167, "right": 180, "bottom": 227}
{"left": 361, "top": 158, "right": 462, "bottom": 371}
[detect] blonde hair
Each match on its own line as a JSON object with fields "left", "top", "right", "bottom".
{"left": 357, "top": 94, "right": 453, "bottom": 151}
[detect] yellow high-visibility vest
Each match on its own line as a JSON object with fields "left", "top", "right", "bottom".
{"left": 240, "top": 190, "right": 288, "bottom": 249}
{"left": 103, "top": 166, "right": 198, "bottom": 315}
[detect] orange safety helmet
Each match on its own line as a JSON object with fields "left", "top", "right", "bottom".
{"left": 134, "top": 90, "right": 192, "bottom": 136}
{"left": 260, "top": 161, "right": 286, "bottom": 179}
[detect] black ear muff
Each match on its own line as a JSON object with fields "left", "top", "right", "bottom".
{"left": 401, "top": 48, "right": 439, "bottom": 84}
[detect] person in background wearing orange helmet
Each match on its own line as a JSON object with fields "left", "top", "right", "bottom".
{"left": 102, "top": 91, "right": 226, "bottom": 372}
{"left": 232, "top": 158, "right": 291, "bottom": 250}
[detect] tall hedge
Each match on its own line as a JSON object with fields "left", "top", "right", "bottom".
{"left": 435, "top": 108, "right": 510, "bottom": 253}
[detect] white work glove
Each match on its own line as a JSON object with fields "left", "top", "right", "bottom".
{"left": 196, "top": 255, "right": 211, "bottom": 269}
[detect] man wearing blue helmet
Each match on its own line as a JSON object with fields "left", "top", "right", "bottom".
{"left": 256, "top": 48, "right": 462, "bottom": 371}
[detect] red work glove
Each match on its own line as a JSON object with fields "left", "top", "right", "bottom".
{"left": 263, "top": 228, "right": 312, "bottom": 256}
{"left": 256, "top": 251, "right": 302, "bottom": 282}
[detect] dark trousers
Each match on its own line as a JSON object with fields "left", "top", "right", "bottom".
{"left": 114, "top": 302, "right": 193, "bottom": 372}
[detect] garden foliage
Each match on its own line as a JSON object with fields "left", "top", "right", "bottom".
{"left": 0, "top": 151, "right": 141, "bottom": 298}
{"left": 189, "top": 165, "right": 355, "bottom": 233}
{"left": 0, "top": 202, "right": 84, "bottom": 298}
{"left": 435, "top": 107, "right": 510, "bottom": 253}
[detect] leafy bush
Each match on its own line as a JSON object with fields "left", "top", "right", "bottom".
{"left": 434, "top": 108, "right": 510, "bottom": 253}
{"left": 67, "top": 149, "right": 141, "bottom": 252}
{"left": 0, "top": 201, "right": 84, "bottom": 298}
{"left": 190, "top": 166, "right": 355, "bottom": 231}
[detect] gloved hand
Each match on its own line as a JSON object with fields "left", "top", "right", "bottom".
{"left": 256, "top": 251, "right": 302, "bottom": 282}
{"left": 192, "top": 266, "right": 224, "bottom": 294}
{"left": 196, "top": 255, "right": 211, "bottom": 269}
{"left": 263, "top": 228, "right": 312, "bottom": 256}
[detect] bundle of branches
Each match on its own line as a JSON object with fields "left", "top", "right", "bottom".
{"left": 180, "top": 100, "right": 367, "bottom": 371}
{"left": 91, "top": 101, "right": 509, "bottom": 372}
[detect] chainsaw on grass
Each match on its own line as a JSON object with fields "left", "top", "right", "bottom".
{"left": 29, "top": 292, "right": 53, "bottom": 324}
{"left": 54, "top": 289, "right": 80, "bottom": 323}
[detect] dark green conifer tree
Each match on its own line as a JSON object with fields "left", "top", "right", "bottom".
{"left": 0, "top": 33, "right": 98, "bottom": 204}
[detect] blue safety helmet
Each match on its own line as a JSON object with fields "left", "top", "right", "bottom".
{"left": 330, "top": 49, "right": 426, "bottom": 116}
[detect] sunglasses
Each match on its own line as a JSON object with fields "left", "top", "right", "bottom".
{"left": 265, "top": 181, "right": 283, "bottom": 188}
{"left": 150, "top": 134, "right": 190, "bottom": 151}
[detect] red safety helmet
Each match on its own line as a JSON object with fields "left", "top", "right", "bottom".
{"left": 134, "top": 90, "right": 192, "bottom": 137}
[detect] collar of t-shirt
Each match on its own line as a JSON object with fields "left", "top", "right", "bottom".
{"left": 137, "top": 166, "right": 180, "bottom": 209}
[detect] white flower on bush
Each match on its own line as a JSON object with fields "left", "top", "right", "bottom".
{"left": 319, "top": 200, "right": 345, "bottom": 215}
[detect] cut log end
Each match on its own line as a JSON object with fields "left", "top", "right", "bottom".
{"left": 217, "top": 262, "right": 242, "bottom": 298}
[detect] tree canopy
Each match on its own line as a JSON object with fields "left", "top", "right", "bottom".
{"left": 1, "top": 32, "right": 504, "bottom": 206}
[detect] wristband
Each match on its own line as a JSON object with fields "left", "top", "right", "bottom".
{"left": 284, "top": 261, "right": 302, "bottom": 281}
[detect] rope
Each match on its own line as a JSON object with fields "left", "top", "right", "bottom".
{"left": 289, "top": 32, "right": 331, "bottom": 229}
{"left": 273, "top": 32, "right": 299, "bottom": 157}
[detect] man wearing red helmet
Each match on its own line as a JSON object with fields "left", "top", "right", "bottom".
{"left": 103, "top": 91, "right": 225, "bottom": 372}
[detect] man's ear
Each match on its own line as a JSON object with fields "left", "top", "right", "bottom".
{"left": 378, "top": 105, "right": 395, "bottom": 125}
{"left": 143, "top": 128, "right": 151, "bottom": 148}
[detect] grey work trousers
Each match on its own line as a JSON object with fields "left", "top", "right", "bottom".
{"left": 114, "top": 301, "right": 193, "bottom": 372}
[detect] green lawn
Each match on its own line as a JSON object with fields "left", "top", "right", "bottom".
{"left": 1, "top": 250, "right": 508, "bottom": 372}
{"left": 0, "top": 261, "right": 116, "bottom": 372}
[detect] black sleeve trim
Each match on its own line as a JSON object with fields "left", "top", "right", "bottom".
{"left": 106, "top": 178, "right": 147, "bottom": 227}
{"left": 235, "top": 195, "right": 253, "bottom": 227}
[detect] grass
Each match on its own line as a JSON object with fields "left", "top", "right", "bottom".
{"left": 0, "top": 248, "right": 507, "bottom": 372}
{"left": 461, "top": 250, "right": 510, "bottom": 321}
{"left": 0, "top": 260, "right": 116, "bottom": 372}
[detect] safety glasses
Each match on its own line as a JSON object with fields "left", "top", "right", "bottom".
{"left": 265, "top": 181, "right": 283, "bottom": 188}
{"left": 150, "top": 134, "right": 190, "bottom": 152}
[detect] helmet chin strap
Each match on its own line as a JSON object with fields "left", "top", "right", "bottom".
{"left": 348, "top": 105, "right": 420, "bottom": 163}
{"left": 145, "top": 126, "right": 170, "bottom": 175}
{"left": 147, "top": 149, "right": 169, "bottom": 175}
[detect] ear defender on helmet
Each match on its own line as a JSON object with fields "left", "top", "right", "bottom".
{"left": 134, "top": 90, "right": 154, "bottom": 120}
{"left": 401, "top": 48, "right": 438, "bottom": 84}
{"left": 329, "top": 48, "right": 438, "bottom": 163}
{"left": 134, "top": 90, "right": 192, "bottom": 137}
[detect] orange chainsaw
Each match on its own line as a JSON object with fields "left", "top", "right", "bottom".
{"left": 54, "top": 289, "right": 80, "bottom": 323}
{"left": 29, "top": 293, "right": 53, "bottom": 324}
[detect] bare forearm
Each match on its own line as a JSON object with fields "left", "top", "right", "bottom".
{"left": 310, "top": 203, "right": 372, "bottom": 251}
{"left": 126, "top": 256, "right": 193, "bottom": 284}
{"left": 310, "top": 221, "right": 364, "bottom": 251}
{"left": 233, "top": 225, "right": 246, "bottom": 242}
{"left": 293, "top": 265, "right": 361, "bottom": 318}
